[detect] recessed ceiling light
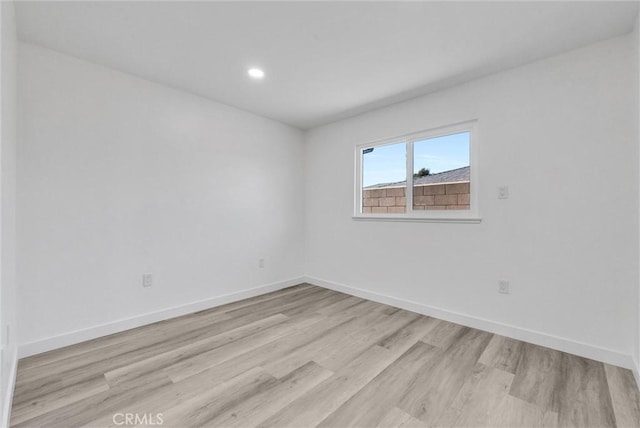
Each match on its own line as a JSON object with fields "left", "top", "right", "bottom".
{"left": 248, "top": 68, "right": 265, "bottom": 79}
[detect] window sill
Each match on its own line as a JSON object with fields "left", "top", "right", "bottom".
{"left": 352, "top": 215, "right": 482, "bottom": 224}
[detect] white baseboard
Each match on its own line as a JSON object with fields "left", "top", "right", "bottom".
{"left": 1, "top": 348, "right": 17, "bottom": 428}
{"left": 304, "top": 275, "right": 635, "bottom": 371}
{"left": 18, "top": 277, "right": 305, "bottom": 359}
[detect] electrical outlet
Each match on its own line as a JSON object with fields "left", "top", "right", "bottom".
{"left": 143, "top": 273, "right": 153, "bottom": 288}
{"left": 498, "top": 280, "right": 510, "bottom": 294}
{"left": 259, "top": 258, "right": 265, "bottom": 269}
{"left": 498, "top": 186, "right": 509, "bottom": 199}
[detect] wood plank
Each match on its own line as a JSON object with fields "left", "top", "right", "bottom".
{"left": 381, "top": 306, "right": 402, "bottom": 316}
{"left": 509, "top": 342, "right": 563, "bottom": 410}
{"left": 317, "top": 341, "right": 443, "bottom": 428}
{"left": 397, "top": 328, "right": 493, "bottom": 424}
{"left": 377, "top": 316, "right": 438, "bottom": 351}
{"left": 314, "top": 310, "right": 420, "bottom": 372}
{"left": 436, "top": 363, "right": 514, "bottom": 427}
{"left": 160, "top": 367, "right": 278, "bottom": 427}
{"left": 555, "top": 353, "right": 616, "bottom": 427}
{"left": 421, "top": 318, "right": 465, "bottom": 350}
{"left": 316, "top": 295, "right": 365, "bottom": 316}
{"left": 604, "top": 363, "right": 640, "bottom": 428}
{"left": 488, "top": 395, "right": 558, "bottom": 427}
{"left": 281, "top": 290, "right": 351, "bottom": 317}
{"left": 478, "top": 334, "right": 524, "bottom": 374}
{"left": 222, "top": 287, "right": 334, "bottom": 318}
{"left": 377, "top": 407, "right": 425, "bottom": 427}
{"left": 205, "top": 361, "right": 333, "bottom": 428}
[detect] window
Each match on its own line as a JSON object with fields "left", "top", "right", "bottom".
{"left": 355, "top": 121, "right": 479, "bottom": 222}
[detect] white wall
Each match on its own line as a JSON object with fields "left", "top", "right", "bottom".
{"left": 0, "top": 0, "right": 17, "bottom": 425}
{"left": 17, "top": 43, "right": 305, "bottom": 353}
{"left": 305, "top": 33, "right": 638, "bottom": 366}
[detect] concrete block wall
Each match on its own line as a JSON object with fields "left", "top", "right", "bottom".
{"left": 362, "top": 181, "right": 470, "bottom": 213}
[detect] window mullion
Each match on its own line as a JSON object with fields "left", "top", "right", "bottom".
{"left": 406, "top": 140, "right": 413, "bottom": 213}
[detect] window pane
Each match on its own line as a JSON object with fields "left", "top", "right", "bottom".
{"left": 413, "top": 131, "right": 470, "bottom": 211}
{"left": 362, "top": 142, "right": 406, "bottom": 214}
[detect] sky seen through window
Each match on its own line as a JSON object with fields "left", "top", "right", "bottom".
{"left": 362, "top": 131, "right": 470, "bottom": 187}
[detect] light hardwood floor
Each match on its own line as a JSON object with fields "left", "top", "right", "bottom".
{"left": 11, "top": 284, "right": 640, "bottom": 427}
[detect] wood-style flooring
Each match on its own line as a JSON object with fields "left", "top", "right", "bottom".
{"left": 11, "top": 284, "right": 640, "bottom": 427}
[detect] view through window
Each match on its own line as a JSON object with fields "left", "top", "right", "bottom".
{"left": 362, "top": 142, "right": 407, "bottom": 214}
{"left": 360, "top": 129, "right": 472, "bottom": 215}
{"left": 412, "top": 132, "right": 470, "bottom": 211}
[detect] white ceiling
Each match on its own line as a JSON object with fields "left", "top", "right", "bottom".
{"left": 15, "top": 1, "right": 639, "bottom": 129}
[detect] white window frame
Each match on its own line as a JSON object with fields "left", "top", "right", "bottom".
{"left": 354, "top": 120, "right": 480, "bottom": 223}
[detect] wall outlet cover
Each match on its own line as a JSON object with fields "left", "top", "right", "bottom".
{"left": 498, "top": 186, "right": 509, "bottom": 199}
{"left": 498, "top": 280, "right": 510, "bottom": 294}
{"left": 143, "top": 273, "right": 153, "bottom": 288}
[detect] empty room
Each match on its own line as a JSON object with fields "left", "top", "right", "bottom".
{"left": 0, "top": 1, "right": 639, "bottom": 427}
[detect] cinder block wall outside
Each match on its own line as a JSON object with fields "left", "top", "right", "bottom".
{"left": 362, "top": 182, "right": 470, "bottom": 213}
